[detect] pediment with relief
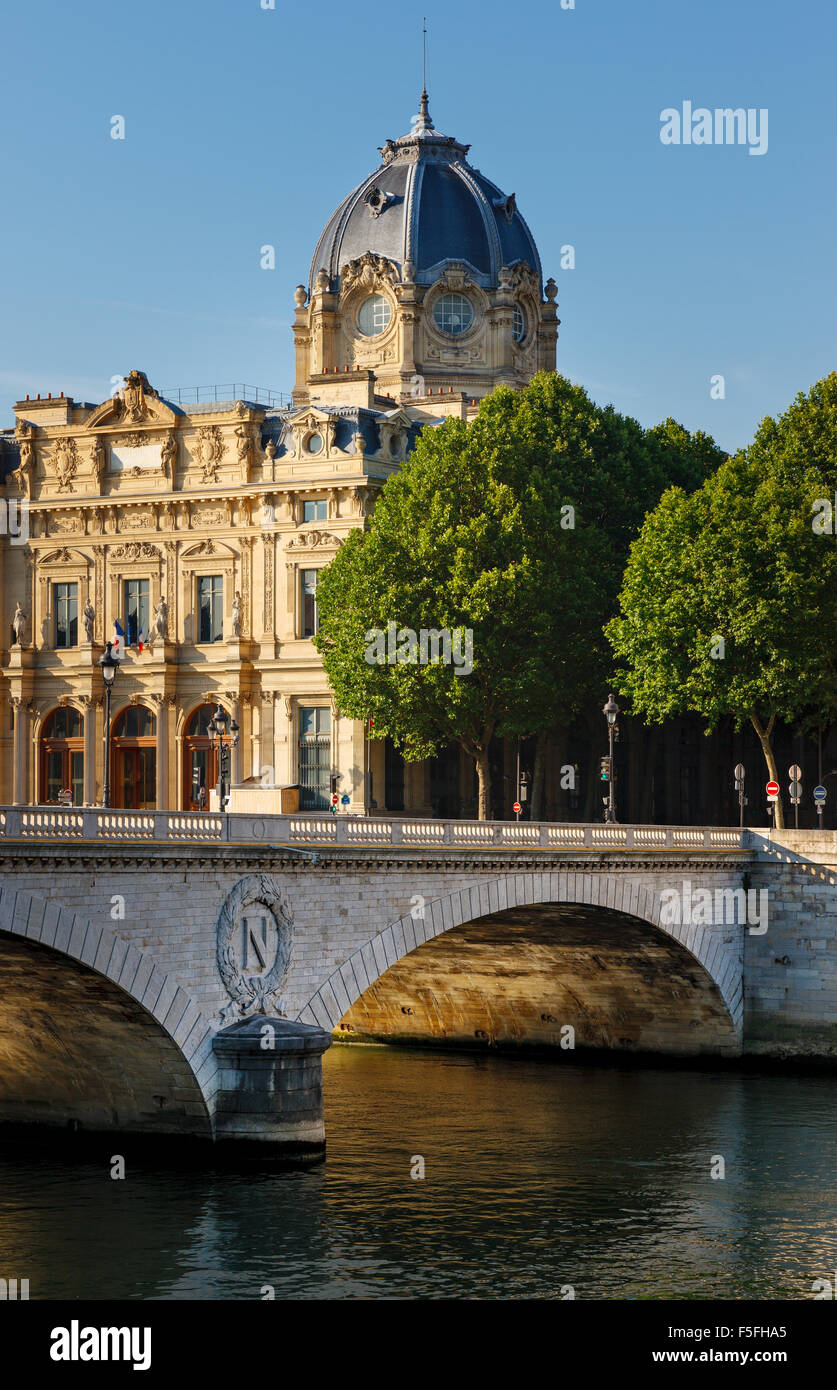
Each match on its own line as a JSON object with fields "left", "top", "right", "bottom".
{"left": 39, "top": 547, "right": 90, "bottom": 567}
{"left": 85, "top": 370, "right": 178, "bottom": 430}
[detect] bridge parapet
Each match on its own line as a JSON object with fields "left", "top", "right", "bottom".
{"left": 0, "top": 806, "right": 747, "bottom": 852}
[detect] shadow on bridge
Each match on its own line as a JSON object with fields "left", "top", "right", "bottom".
{"left": 304, "top": 869, "right": 745, "bottom": 1060}
{"left": 0, "top": 887, "right": 215, "bottom": 1143}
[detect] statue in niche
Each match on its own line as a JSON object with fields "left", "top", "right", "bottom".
{"left": 153, "top": 595, "right": 168, "bottom": 644}
{"left": 234, "top": 421, "right": 251, "bottom": 481}
{"left": 82, "top": 597, "right": 95, "bottom": 642}
{"left": 231, "top": 591, "right": 243, "bottom": 637}
{"left": 161, "top": 432, "right": 177, "bottom": 479}
{"left": 12, "top": 602, "right": 27, "bottom": 645}
{"left": 90, "top": 436, "right": 106, "bottom": 487}
{"left": 14, "top": 422, "right": 34, "bottom": 497}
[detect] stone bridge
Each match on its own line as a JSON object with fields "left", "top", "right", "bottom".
{"left": 0, "top": 808, "right": 834, "bottom": 1160}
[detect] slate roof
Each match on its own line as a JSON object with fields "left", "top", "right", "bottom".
{"left": 308, "top": 93, "right": 543, "bottom": 294}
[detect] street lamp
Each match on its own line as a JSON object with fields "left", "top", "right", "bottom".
{"left": 212, "top": 704, "right": 239, "bottom": 810}
{"left": 602, "top": 693, "right": 619, "bottom": 823}
{"left": 99, "top": 641, "right": 119, "bottom": 808}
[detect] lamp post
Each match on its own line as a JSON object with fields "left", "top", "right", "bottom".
{"left": 603, "top": 693, "right": 619, "bottom": 823}
{"left": 211, "top": 704, "right": 239, "bottom": 811}
{"left": 99, "top": 641, "right": 119, "bottom": 808}
{"left": 519, "top": 768, "right": 530, "bottom": 819}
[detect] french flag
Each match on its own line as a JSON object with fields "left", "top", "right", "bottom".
{"left": 112, "top": 619, "right": 126, "bottom": 660}
{"left": 137, "top": 627, "right": 145, "bottom": 654}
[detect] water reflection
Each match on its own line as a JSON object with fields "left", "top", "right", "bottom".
{"left": 1, "top": 1047, "right": 835, "bottom": 1299}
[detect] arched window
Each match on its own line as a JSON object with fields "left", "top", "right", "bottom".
{"left": 182, "top": 703, "right": 220, "bottom": 809}
{"left": 111, "top": 705, "right": 156, "bottom": 809}
{"left": 185, "top": 705, "right": 216, "bottom": 737}
{"left": 40, "top": 707, "right": 84, "bottom": 805}
{"left": 42, "top": 707, "right": 83, "bottom": 740}
{"left": 112, "top": 705, "right": 156, "bottom": 739}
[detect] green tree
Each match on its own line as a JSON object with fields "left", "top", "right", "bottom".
{"left": 314, "top": 405, "right": 604, "bottom": 819}
{"left": 314, "top": 372, "right": 722, "bottom": 819}
{"left": 607, "top": 442, "right": 837, "bottom": 828}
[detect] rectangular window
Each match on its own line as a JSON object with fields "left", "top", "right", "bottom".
{"left": 301, "top": 569, "right": 319, "bottom": 637}
{"left": 298, "top": 706, "right": 331, "bottom": 810}
{"left": 124, "top": 578, "right": 150, "bottom": 648}
{"left": 54, "top": 582, "right": 78, "bottom": 649}
{"left": 198, "top": 575, "right": 224, "bottom": 643}
{"left": 303, "top": 499, "right": 328, "bottom": 522}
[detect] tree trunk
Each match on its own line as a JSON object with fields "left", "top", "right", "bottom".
{"left": 530, "top": 735, "right": 546, "bottom": 821}
{"left": 474, "top": 746, "right": 491, "bottom": 821}
{"left": 750, "top": 712, "right": 783, "bottom": 829}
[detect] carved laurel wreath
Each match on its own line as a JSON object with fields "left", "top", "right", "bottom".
{"left": 215, "top": 873, "right": 294, "bottom": 1024}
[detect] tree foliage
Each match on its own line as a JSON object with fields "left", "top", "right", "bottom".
{"left": 314, "top": 371, "right": 723, "bottom": 818}
{"left": 607, "top": 376, "right": 837, "bottom": 827}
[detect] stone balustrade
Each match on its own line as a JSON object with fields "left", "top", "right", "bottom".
{"left": 0, "top": 806, "right": 748, "bottom": 851}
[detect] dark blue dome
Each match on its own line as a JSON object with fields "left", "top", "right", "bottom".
{"left": 309, "top": 94, "right": 543, "bottom": 294}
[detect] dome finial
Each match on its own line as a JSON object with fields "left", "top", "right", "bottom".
{"left": 411, "top": 18, "right": 435, "bottom": 134}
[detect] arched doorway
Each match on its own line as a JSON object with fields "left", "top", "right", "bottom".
{"left": 182, "top": 704, "right": 219, "bottom": 810}
{"left": 111, "top": 705, "right": 156, "bottom": 810}
{"left": 40, "top": 707, "right": 84, "bottom": 805}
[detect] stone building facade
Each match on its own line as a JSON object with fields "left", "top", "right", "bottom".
{"left": 0, "top": 94, "right": 559, "bottom": 813}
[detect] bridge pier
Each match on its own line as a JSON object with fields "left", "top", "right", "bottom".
{"left": 211, "top": 1016, "right": 332, "bottom": 1162}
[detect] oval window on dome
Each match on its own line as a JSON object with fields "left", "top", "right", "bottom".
{"left": 306, "top": 432, "right": 323, "bottom": 454}
{"left": 357, "top": 294, "right": 392, "bottom": 337}
{"left": 513, "top": 304, "right": 526, "bottom": 343}
{"left": 433, "top": 293, "right": 474, "bottom": 336}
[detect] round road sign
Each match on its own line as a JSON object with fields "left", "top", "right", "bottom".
{"left": 814, "top": 785, "right": 827, "bottom": 800}
{"left": 766, "top": 780, "right": 779, "bottom": 796}
{"left": 513, "top": 801, "right": 522, "bottom": 815}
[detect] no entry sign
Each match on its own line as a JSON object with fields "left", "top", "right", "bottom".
{"left": 513, "top": 801, "right": 522, "bottom": 815}
{"left": 766, "top": 781, "right": 779, "bottom": 797}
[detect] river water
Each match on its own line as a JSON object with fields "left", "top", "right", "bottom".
{"left": 2, "top": 1046, "right": 836, "bottom": 1300}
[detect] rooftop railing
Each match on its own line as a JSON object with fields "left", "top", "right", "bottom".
{"left": 0, "top": 808, "right": 750, "bottom": 851}
{"left": 159, "top": 384, "right": 291, "bottom": 409}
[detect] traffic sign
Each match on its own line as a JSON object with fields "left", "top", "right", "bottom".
{"left": 766, "top": 781, "right": 779, "bottom": 796}
{"left": 341, "top": 793, "right": 350, "bottom": 805}
{"left": 331, "top": 792, "right": 338, "bottom": 805}
{"left": 789, "top": 764, "right": 802, "bottom": 781}
{"left": 814, "top": 785, "right": 827, "bottom": 800}
{"left": 513, "top": 801, "right": 522, "bottom": 815}
{"left": 734, "top": 763, "right": 746, "bottom": 782}
{"left": 789, "top": 780, "right": 802, "bottom": 799}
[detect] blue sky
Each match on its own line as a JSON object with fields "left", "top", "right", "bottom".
{"left": 2, "top": 0, "right": 835, "bottom": 454}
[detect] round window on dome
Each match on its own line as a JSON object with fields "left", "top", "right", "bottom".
{"left": 357, "top": 294, "right": 392, "bottom": 337}
{"left": 433, "top": 293, "right": 474, "bottom": 336}
{"left": 513, "top": 304, "right": 526, "bottom": 343}
{"left": 306, "top": 432, "right": 323, "bottom": 455}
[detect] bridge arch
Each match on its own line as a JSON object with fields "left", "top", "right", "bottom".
{"left": 0, "top": 885, "right": 218, "bottom": 1136}
{"left": 299, "top": 872, "right": 743, "bottom": 1055}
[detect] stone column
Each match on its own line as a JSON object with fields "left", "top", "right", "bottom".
{"left": 276, "top": 695, "right": 294, "bottom": 788}
{"left": 155, "top": 697, "right": 169, "bottom": 810}
{"left": 251, "top": 696, "right": 261, "bottom": 781}
{"left": 12, "top": 699, "right": 27, "bottom": 806}
{"left": 230, "top": 695, "right": 243, "bottom": 785}
{"left": 83, "top": 698, "right": 96, "bottom": 806}
{"left": 261, "top": 690, "right": 275, "bottom": 788}
{"left": 212, "top": 1016, "right": 332, "bottom": 1162}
